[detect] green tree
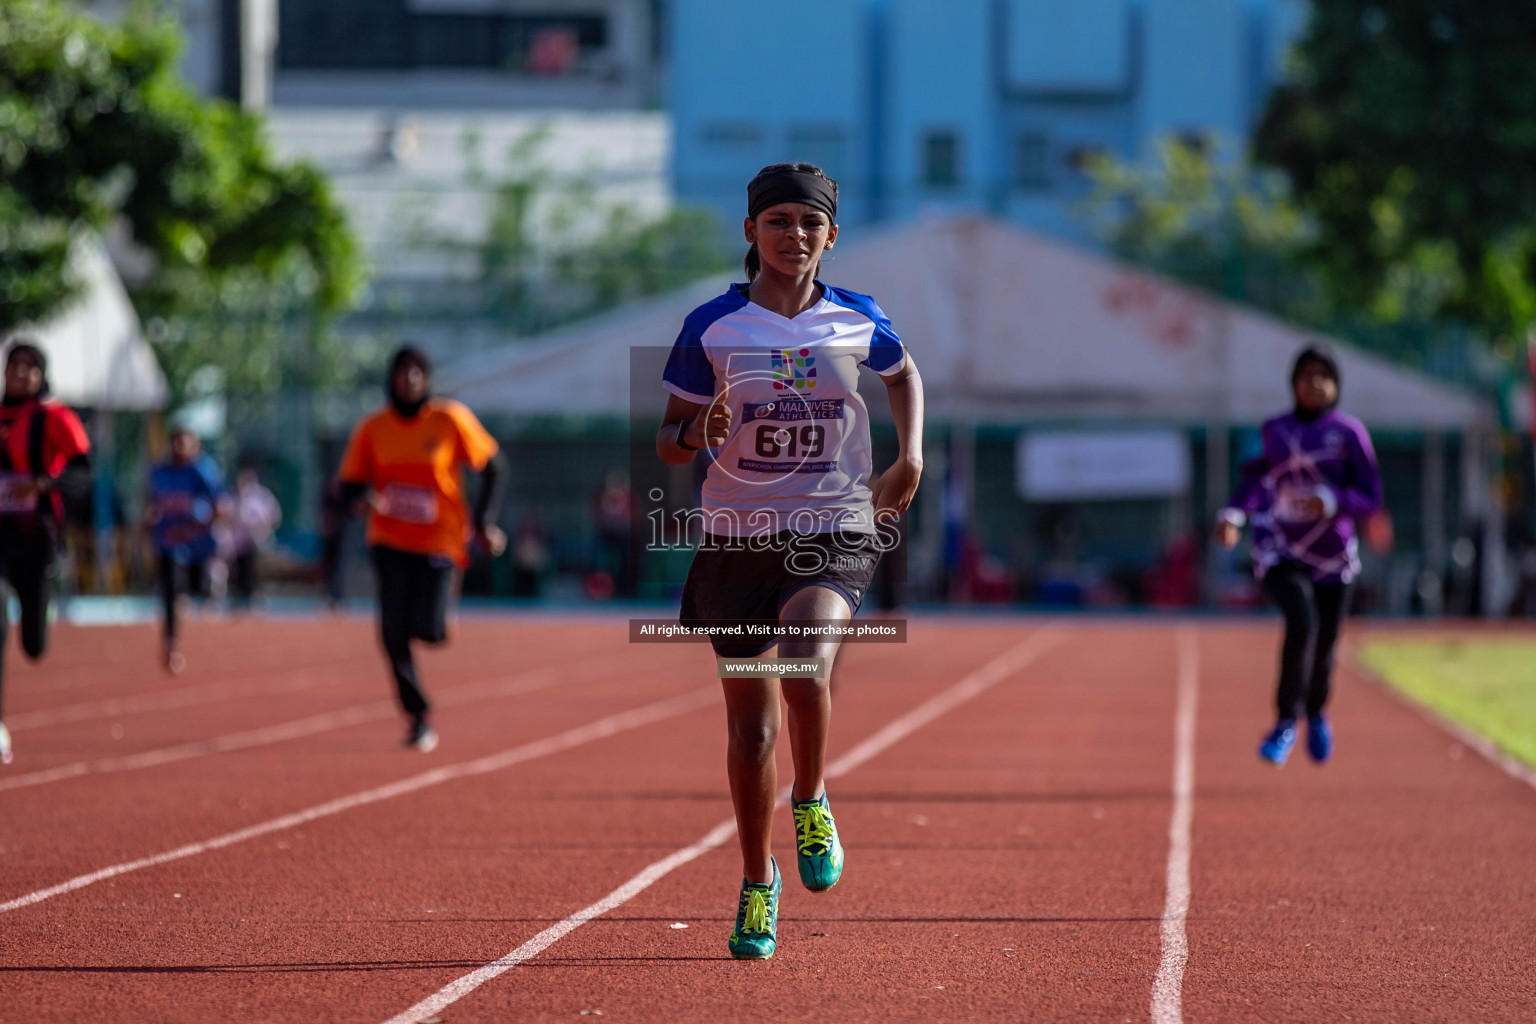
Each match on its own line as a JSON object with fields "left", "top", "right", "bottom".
{"left": 0, "top": 0, "right": 364, "bottom": 399}
{"left": 408, "top": 125, "right": 733, "bottom": 334}
{"left": 1081, "top": 136, "right": 1326, "bottom": 324}
{"left": 1256, "top": 0, "right": 1536, "bottom": 348}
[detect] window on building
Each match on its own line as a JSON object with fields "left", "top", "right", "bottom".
{"left": 786, "top": 125, "right": 847, "bottom": 180}
{"left": 1004, "top": 0, "right": 1130, "bottom": 95}
{"left": 277, "top": 0, "right": 607, "bottom": 72}
{"left": 412, "top": 14, "right": 502, "bottom": 68}
{"left": 700, "top": 122, "right": 764, "bottom": 151}
{"left": 1173, "top": 131, "right": 1213, "bottom": 156}
{"left": 1066, "top": 144, "right": 1109, "bottom": 176}
{"left": 1013, "top": 131, "right": 1051, "bottom": 192}
{"left": 279, "top": 0, "right": 409, "bottom": 69}
{"left": 922, "top": 130, "right": 960, "bottom": 189}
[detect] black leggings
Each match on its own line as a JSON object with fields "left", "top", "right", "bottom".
{"left": 0, "top": 548, "right": 53, "bottom": 719}
{"left": 371, "top": 546, "right": 457, "bottom": 721}
{"left": 1262, "top": 561, "right": 1353, "bottom": 720}
{"left": 230, "top": 550, "right": 258, "bottom": 607}
{"left": 158, "top": 554, "right": 208, "bottom": 643}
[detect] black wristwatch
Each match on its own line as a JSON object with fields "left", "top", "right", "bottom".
{"left": 676, "top": 418, "right": 699, "bottom": 451}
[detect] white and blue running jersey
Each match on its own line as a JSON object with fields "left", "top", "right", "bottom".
{"left": 663, "top": 282, "right": 907, "bottom": 537}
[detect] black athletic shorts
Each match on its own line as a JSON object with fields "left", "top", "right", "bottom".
{"left": 371, "top": 545, "right": 456, "bottom": 644}
{"left": 679, "top": 531, "right": 881, "bottom": 657}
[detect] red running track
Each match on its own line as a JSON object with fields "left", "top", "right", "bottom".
{"left": 1, "top": 616, "right": 1533, "bottom": 1022}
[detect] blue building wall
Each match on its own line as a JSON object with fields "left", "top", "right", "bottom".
{"left": 670, "top": 0, "right": 1305, "bottom": 245}
{"left": 670, "top": 0, "right": 871, "bottom": 235}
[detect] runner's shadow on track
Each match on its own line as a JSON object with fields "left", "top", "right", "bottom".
{"left": 535, "top": 790, "right": 1171, "bottom": 803}
{"left": 837, "top": 790, "right": 1169, "bottom": 803}
{"left": 520, "top": 957, "right": 729, "bottom": 966}
{"left": 600, "top": 916, "right": 1164, "bottom": 924}
{"left": 538, "top": 790, "right": 732, "bottom": 802}
{"left": 0, "top": 960, "right": 494, "bottom": 974}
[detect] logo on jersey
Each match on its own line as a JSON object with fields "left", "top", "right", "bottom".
{"left": 771, "top": 348, "right": 817, "bottom": 391}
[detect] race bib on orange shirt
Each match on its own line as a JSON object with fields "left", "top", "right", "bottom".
{"left": 378, "top": 483, "right": 438, "bottom": 525}
{"left": 0, "top": 473, "right": 39, "bottom": 514}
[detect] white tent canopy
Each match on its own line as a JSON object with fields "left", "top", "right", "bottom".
{"left": 443, "top": 216, "right": 1489, "bottom": 431}
{"left": 4, "top": 237, "right": 168, "bottom": 412}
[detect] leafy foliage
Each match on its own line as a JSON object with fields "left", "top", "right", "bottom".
{"left": 411, "top": 124, "right": 733, "bottom": 335}
{"left": 1256, "top": 0, "right": 1536, "bottom": 348}
{"left": 1081, "top": 136, "right": 1498, "bottom": 383}
{"left": 1081, "top": 137, "right": 1326, "bottom": 324}
{"left": 0, "top": 0, "right": 364, "bottom": 400}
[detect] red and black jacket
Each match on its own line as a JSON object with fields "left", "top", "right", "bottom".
{"left": 0, "top": 397, "right": 92, "bottom": 550}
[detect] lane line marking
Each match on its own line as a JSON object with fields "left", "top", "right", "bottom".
{"left": 0, "top": 685, "right": 719, "bottom": 916}
{"left": 11, "top": 651, "right": 362, "bottom": 697}
{"left": 6, "top": 668, "right": 357, "bottom": 731}
{"left": 0, "top": 656, "right": 639, "bottom": 794}
{"left": 6, "top": 644, "right": 635, "bottom": 732}
{"left": 1151, "top": 625, "right": 1199, "bottom": 1024}
{"left": 378, "top": 628, "right": 1068, "bottom": 1024}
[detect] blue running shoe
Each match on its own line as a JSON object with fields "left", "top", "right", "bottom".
{"left": 792, "top": 790, "right": 844, "bottom": 892}
{"left": 1258, "top": 719, "right": 1298, "bottom": 767}
{"left": 727, "top": 857, "right": 781, "bottom": 960}
{"left": 1306, "top": 715, "right": 1332, "bottom": 763}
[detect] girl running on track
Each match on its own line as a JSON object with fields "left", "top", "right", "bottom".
{"left": 1216, "top": 345, "right": 1383, "bottom": 767}
{"left": 0, "top": 340, "right": 92, "bottom": 765}
{"left": 337, "top": 345, "right": 508, "bottom": 753}
{"left": 657, "top": 163, "right": 924, "bottom": 959}
{"left": 147, "top": 426, "right": 223, "bottom": 674}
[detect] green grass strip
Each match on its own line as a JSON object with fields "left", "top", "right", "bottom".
{"left": 1358, "top": 640, "right": 1536, "bottom": 769}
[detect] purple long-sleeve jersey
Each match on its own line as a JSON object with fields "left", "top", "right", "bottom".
{"left": 1223, "top": 409, "right": 1383, "bottom": 585}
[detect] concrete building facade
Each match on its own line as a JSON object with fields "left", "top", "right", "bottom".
{"left": 670, "top": 0, "right": 1308, "bottom": 240}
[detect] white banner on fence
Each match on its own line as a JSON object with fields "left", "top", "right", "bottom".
{"left": 1017, "top": 429, "right": 1189, "bottom": 501}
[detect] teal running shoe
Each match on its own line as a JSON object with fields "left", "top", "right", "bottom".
{"left": 727, "top": 857, "right": 781, "bottom": 960}
{"left": 792, "top": 790, "right": 844, "bottom": 892}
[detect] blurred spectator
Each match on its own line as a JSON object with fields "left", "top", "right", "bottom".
{"left": 512, "top": 516, "right": 552, "bottom": 597}
{"left": 1510, "top": 527, "right": 1536, "bottom": 617}
{"left": 318, "top": 476, "right": 350, "bottom": 610}
{"left": 527, "top": 27, "right": 579, "bottom": 76}
{"left": 222, "top": 467, "right": 282, "bottom": 610}
{"left": 1146, "top": 533, "right": 1202, "bottom": 608}
{"left": 591, "top": 469, "right": 637, "bottom": 598}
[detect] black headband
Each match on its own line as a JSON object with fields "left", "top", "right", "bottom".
{"left": 747, "top": 169, "right": 837, "bottom": 221}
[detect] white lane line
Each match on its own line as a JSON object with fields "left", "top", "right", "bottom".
{"left": 0, "top": 659, "right": 615, "bottom": 794}
{"left": 15, "top": 651, "right": 362, "bottom": 697}
{"left": 7, "top": 642, "right": 641, "bottom": 732}
{"left": 0, "top": 686, "right": 719, "bottom": 916}
{"left": 6, "top": 668, "right": 352, "bottom": 731}
{"left": 1151, "top": 625, "right": 1200, "bottom": 1024}
{"left": 378, "top": 628, "right": 1068, "bottom": 1024}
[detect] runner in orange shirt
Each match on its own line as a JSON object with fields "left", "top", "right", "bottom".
{"left": 338, "top": 346, "right": 507, "bottom": 752}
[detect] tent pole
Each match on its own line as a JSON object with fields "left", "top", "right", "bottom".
{"left": 917, "top": 428, "right": 947, "bottom": 601}
{"left": 1422, "top": 430, "right": 1445, "bottom": 584}
{"left": 1203, "top": 421, "right": 1228, "bottom": 606}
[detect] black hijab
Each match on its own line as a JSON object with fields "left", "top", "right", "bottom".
{"left": 1290, "top": 344, "right": 1340, "bottom": 423}
{"left": 387, "top": 345, "right": 432, "bottom": 418}
{"left": 4, "top": 341, "right": 50, "bottom": 407}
